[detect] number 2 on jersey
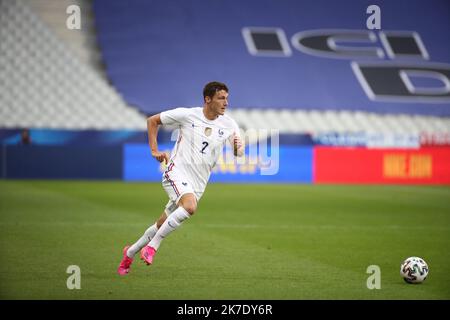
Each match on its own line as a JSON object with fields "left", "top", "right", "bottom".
{"left": 200, "top": 141, "right": 209, "bottom": 154}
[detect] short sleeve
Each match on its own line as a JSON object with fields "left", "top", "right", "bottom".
{"left": 160, "top": 107, "right": 190, "bottom": 126}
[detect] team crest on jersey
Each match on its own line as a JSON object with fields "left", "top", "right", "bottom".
{"left": 204, "top": 127, "right": 212, "bottom": 136}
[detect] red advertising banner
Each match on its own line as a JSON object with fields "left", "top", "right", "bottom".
{"left": 314, "top": 147, "right": 450, "bottom": 184}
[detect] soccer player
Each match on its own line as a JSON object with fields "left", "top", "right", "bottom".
{"left": 118, "top": 81, "right": 244, "bottom": 275}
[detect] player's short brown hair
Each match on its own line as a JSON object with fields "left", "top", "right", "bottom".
{"left": 203, "top": 81, "right": 228, "bottom": 101}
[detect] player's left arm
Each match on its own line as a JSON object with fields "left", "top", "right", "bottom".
{"left": 229, "top": 120, "right": 244, "bottom": 157}
{"left": 232, "top": 133, "right": 244, "bottom": 157}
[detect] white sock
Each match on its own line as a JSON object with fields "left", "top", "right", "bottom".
{"left": 148, "top": 207, "right": 190, "bottom": 251}
{"left": 127, "top": 223, "right": 158, "bottom": 258}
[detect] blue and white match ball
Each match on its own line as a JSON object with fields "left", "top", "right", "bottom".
{"left": 400, "top": 257, "right": 429, "bottom": 284}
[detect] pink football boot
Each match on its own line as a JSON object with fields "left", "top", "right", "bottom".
{"left": 140, "top": 246, "right": 156, "bottom": 265}
{"left": 117, "top": 246, "right": 133, "bottom": 276}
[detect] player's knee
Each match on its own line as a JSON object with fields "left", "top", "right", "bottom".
{"left": 183, "top": 203, "right": 196, "bottom": 215}
{"left": 179, "top": 194, "right": 197, "bottom": 215}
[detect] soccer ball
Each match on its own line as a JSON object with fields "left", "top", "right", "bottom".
{"left": 400, "top": 257, "right": 429, "bottom": 284}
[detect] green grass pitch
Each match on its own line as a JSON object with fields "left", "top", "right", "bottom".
{"left": 0, "top": 180, "right": 449, "bottom": 299}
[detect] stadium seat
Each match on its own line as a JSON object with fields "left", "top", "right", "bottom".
{"left": 0, "top": 0, "right": 147, "bottom": 130}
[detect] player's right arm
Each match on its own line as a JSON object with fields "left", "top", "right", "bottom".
{"left": 147, "top": 114, "right": 169, "bottom": 164}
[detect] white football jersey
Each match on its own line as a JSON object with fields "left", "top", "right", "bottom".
{"left": 160, "top": 107, "right": 240, "bottom": 192}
